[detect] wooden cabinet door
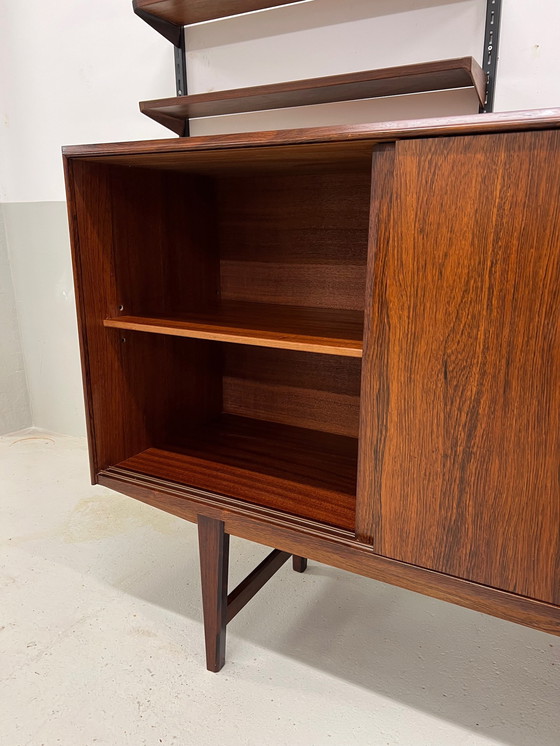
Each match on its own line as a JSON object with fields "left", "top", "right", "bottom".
{"left": 357, "top": 132, "right": 560, "bottom": 604}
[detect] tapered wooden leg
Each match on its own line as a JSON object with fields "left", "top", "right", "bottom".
{"left": 198, "top": 515, "right": 229, "bottom": 672}
{"left": 292, "top": 555, "right": 308, "bottom": 573}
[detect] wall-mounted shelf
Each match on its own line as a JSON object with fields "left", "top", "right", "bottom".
{"left": 140, "top": 57, "right": 486, "bottom": 136}
{"left": 133, "top": 0, "right": 502, "bottom": 135}
{"left": 134, "top": 0, "right": 302, "bottom": 27}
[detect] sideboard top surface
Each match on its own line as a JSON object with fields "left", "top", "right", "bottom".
{"left": 62, "top": 108, "right": 560, "bottom": 162}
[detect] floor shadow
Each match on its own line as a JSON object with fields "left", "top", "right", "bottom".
{"left": 15, "top": 493, "right": 560, "bottom": 746}
{"left": 71, "top": 524, "right": 560, "bottom": 746}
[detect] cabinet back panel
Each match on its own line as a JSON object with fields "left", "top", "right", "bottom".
{"left": 217, "top": 170, "right": 370, "bottom": 310}
{"left": 222, "top": 346, "right": 361, "bottom": 437}
{"left": 359, "top": 131, "right": 560, "bottom": 604}
{"left": 220, "top": 261, "right": 366, "bottom": 311}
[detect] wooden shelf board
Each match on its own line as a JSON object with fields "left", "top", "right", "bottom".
{"left": 104, "top": 302, "right": 364, "bottom": 357}
{"left": 116, "top": 415, "right": 358, "bottom": 530}
{"left": 133, "top": 0, "right": 302, "bottom": 26}
{"left": 140, "top": 57, "right": 486, "bottom": 132}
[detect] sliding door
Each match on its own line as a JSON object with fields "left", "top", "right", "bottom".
{"left": 358, "top": 131, "right": 560, "bottom": 604}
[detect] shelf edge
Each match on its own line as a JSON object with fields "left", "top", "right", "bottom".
{"left": 104, "top": 317, "right": 364, "bottom": 358}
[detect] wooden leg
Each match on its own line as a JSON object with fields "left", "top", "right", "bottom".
{"left": 197, "top": 516, "right": 309, "bottom": 671}
{"left": 198, "top": 515, "right": 229, "bottom": 672}
{"left": 292, "top": 555, "right": 308, "bottom": 573}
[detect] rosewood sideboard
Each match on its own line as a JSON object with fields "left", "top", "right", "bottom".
{"left": 64, "top": 109, "right": 560, "bottom": 671}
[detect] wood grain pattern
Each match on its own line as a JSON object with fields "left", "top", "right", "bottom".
{"left": 356, "top": 143, "right": 396, "bottom": 544}
{"left": 98, "top": 468, "right": 560, "bottom": 636}
{"left": 222, "top": 379, "right": 359, "bottom": 438}
{"left": 72, "top": 141, "right": 375, "bottom": 176}
{"left": 217, "top": 170, "right": 371, "bottom": 265}
{"left": 216, "top": 168, "right": 369, "bottom": 313}
{"left": 220, "top": 262, "right": 366, "bottom": 311}
{"left": 222, "top": 345, "right": 361, "bottom": 437}
{"left": 226, "top": 548, "right": 291, "bottom": 624}
{"left": 198, "top": 515, "right": 229, "bottom": 672}
{"left": 223, "top": 345, "right": 362, "bottom": 397}
{"left": 134, "top": 0, "right": 301, "bottom": 26}
{"left": 140, "top": 58, "right": 485, "bottom": 131}
{"left": 110, "top": 168, "right": 219, "bottom": 317}
{"left": 104, "top": 303, "right": 364, "bottom": 357}
{"left": 62, "top": 109, "right": 560, "bottom": 161}
{"left": 360, "top": 131, "right": 560, "bottom": 604}
{"left": 118, "top": 415, "right": 358, "bottom": 530}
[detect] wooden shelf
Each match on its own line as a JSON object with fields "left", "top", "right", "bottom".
{"left": 104, "top": 302, "right": 364, "bottom": 357}
{"left": 133, "top": 0, "right": 302, "bottom": 27}
{"left": 116, "top": 415, "right": 358, "bottom": 530}
{"left": 140, "top": 57, "right": 486, "bottom": 134}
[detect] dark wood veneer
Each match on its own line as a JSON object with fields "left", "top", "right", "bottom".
{"left": 360, "top": 130, "right": 560, "bottom": 604}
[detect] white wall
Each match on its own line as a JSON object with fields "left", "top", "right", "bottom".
{"left": 186, "top": 0, "right": 484, "bottom": 136}
{"left": 0, "top": 0, "right": 559, "bottom": 436}
{"left": 496, "top": 0, "right": 560, "bottom": 111}
{"left": 0, "top": 0, "right": 173, "bottom": 204}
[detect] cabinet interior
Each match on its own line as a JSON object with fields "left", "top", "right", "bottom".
{"left": 71, "top": 141, "right": 377, "bottom": 530}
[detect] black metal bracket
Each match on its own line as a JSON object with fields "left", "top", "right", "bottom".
{"left": 173, "top": 33, "right": 190, "bottom": 135}
{"left": 174, "top": 34, "right": 188, "bottom": 98}
{"left": 134, "top": 7, "right": 190, "bottom": 135}
{"left": 481, "top": 0, "right": 503, "bottom": 112}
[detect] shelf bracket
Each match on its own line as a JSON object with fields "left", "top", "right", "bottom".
{"left": 198, "top": 515, "right": 307, "bottom": 671}
{"left": 481, "top": 0, "right": 503, "bottom": 112}
{"left": 133, "top": 7, "right": 182, "bottom": 45}
{"left": 133, "top": 6, "right": 190, "bottom": 135}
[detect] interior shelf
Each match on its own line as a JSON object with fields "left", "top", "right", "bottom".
{"left": 104, "top": 302, "right": 364, "bottom": 357}
{"left": 115, "top": 414, "right": 358, "bottom": 530}
{"left": 133, "top": 0, "right": 302, "bottom": 27}
{"left": 140, "top": 57, "right": 486, "bottom": 134}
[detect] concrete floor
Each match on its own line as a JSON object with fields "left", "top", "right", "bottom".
{"left": 1, "top": 430, "right": 559, "bottom": 746}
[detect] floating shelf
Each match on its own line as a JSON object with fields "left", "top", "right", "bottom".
{"left": 133, "top": 0, "right": 302, "bottom": 27}
{"left": 140, "top": 57, "right": 486, "bottom": 135}
{"left": 104, "top": 302, "right": 364, "bottom": 357}
{"left": 116, "top": 415, "right": 358, "bottom": 530}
